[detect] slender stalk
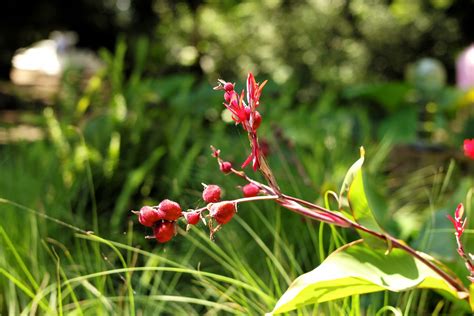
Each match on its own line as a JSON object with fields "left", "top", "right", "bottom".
{"left": 188, "top": 195, "right": 280, "bottom": 215}
{"left": 212, "top": 154, "right": 468, "bottom": 295}
{"left": 284, "top": 192, "right": 467, "bottom": 294}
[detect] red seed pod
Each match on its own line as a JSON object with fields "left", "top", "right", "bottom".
{"left": 224, "top": 82, "right": 234, "bottom": 92}
{"left": 220, "top": 161, "right": 232, "bottom": 174}
{"left": 153, "top": 221, "right": 176, "bottom": 243}
{"left": 242, "top": 183, "right": 260, "bottom": 197}
{"left": 202, "top": 184, "right": 222, "bottom": 203}
{"left": 184, "top": 211, "right": 200, "bottom": 225}
{"left": 209, "top": 202, "right": 236, "bottom": 225}
{"left": 138, "top": 206, "right": 161, "bottom": 227}
{"left": 157, "top": 199, "right": 182, "bottom": 221}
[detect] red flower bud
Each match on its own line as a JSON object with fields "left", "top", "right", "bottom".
{"left": 157, "top": 199, "right": 182, "bottom": 221}
{"left": 224, "top": 82, "right": 234, "bottom": 92}
{"left": 242, "top": 183, "right": 260, "bottom": 197}
{"left": 209, "top": 201, "right": 236, "bottom": 225}
{"left": 252, "top": 111, "right": 262, "bottom": 130}
{"left": 153, "top": 221, "right": 176, "bottom": 243}
{"left": 184, "top": 211, "right": 200, "bottom": 225}
{"left": 220, "top": 161, "right": 232, "bottom": 173}
{"left": 202, "top": 184, "right": 222, "bottom": 203}
{"left": 464, "top": 139, "right": 474, "bottom": 160}
{"left": 455, "top": 203, "right": 465, "bottom": 221}
{"left": 244, "top": 107, "right": 251, "bottom": 120}
{"left": 138, "top": 206, "right": 161, "bottom": 227}
{"left": 212, "top": 148, "right": 221, "bottom": 158}
{"left": 224, "top": 92, "right": 232, "bottom": 103}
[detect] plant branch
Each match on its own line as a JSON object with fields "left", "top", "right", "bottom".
{"left": 211, "top": 150, "right": 468, "bottom": 295}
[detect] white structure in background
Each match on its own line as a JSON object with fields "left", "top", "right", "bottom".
{"left": 456, "top": 44, "right": 474, "bottom": 90}
{"left": 10, "top": 31, "right": 103, "bottom": 88}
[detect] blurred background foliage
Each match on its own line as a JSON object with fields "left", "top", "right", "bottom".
{"left": 0, "top": 0, "right": 473, "bottom": 83}
{"left": 1, "top": 0, "right": 474, "bottom": 314}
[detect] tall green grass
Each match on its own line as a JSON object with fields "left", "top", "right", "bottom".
{"left": 1, "top": 37, "right": 473, "bottom": 315}
{"left": 2, "top": 136, "right": 471, "bottom": 315}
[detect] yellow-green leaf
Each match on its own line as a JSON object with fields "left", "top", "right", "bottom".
{"left": 269, "top": 242, "right": 467, "bottom": 315}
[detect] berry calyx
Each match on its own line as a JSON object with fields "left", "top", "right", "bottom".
{"left": 220, "top": 161, "right": 232, "bottom": 174}
{"left": 202, "top": 184, "right": 222, "bottom": 203}
{"left": 184, "top": 211, "right": 200, "bottom": 225}
{"left": 157, "top": 199, "right": 182, "bottom": 221}
{"left": 137, "top": 206, "right": 161, "bottom": 227}
{"left": 209, "top": 201, "right": 236, "bottom": 225}
{"left": 242, "top": 183, "right": 260, "bottom": 197}
{"left": 153, "top": 221, "right": 176, "bottom": 243}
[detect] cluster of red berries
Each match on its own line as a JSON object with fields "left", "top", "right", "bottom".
{"left": 136, "top": 200, "right": 182, "bottom": 243}
{"left": 135, "top": 74, "right": 269, "bottom": 243}
{"left": 135, "top": 181, "right": 261, "bottom": 243}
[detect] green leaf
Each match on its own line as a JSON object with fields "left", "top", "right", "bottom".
{"left": 269, "top": 242, "right": 466, "bottom": 315}
{"left": 339, "top": 147, "right": 365, "bottom": 210}
{"left": 470, "top": 284, "right": 474, "bottom": 312}
{"left": 348, "top": 167, "right": 388, "bottom": 248}
{"left": 341, "top": 148, "right": 387, "bottom": 248}
{"left": 348, "top": 171, "right": 380, "bottom": 230}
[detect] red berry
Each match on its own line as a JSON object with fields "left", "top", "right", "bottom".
{"left": 202, "top": 185, "right": 222, "bottom": 203}
{"left": 153, "top": 221, "right": 176, "bottom": 243}
{"left": 220, "top": 161, "right": 232, "bottom": 173}
{"left": 184, "top": 211, "right": 200, "bottom": 225}
{"left": 138, "top": 206, "right": 161, "bottom": 227}
{"left": 209, "top": 202, "right": 236, "bottom": 225}
{"left": 157, "top": 199, "right": 182, "bottom": 221}
{"left": 224, "top": 82, "right": 234, "bottom": 92}
{"left": 242, "top": 183, "right": 260, "bottom": 197}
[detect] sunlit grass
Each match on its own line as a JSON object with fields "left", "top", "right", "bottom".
{"left": 1, "top": 37, "right": 473, "bottom": 315}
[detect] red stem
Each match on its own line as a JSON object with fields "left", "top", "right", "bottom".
{"left": 213, "top": 152, "right": 468, "bottom": 295}
{"left": 283, "top": 194, "right": 467, "bottom": 294}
